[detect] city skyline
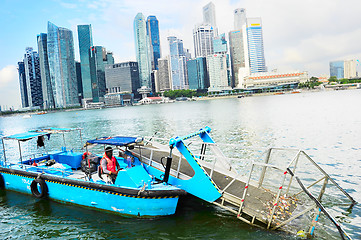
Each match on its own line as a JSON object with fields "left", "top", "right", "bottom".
{"left": 1, "top": 0, "right": 361, "bottom": 108}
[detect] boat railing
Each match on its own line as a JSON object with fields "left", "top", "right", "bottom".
{"left": 142, "top": 136, "right": 355, "bottom": 238}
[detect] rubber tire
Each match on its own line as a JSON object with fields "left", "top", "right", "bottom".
{"left": 30, "top": 178, "right": 48, "bottom": 198}
{"left": 0, "top": 174, "right": 4, "bottom": 189}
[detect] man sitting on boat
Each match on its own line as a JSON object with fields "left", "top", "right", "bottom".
{"left": 100, "top": 146, "right": 121, "bottom": 183}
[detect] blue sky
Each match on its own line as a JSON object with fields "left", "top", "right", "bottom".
{"left": 1, "top": 0, "right": 361, "bottom": 109}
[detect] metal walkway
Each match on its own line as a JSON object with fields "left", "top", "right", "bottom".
{"left": 130, "top": 128, "right": 356, "bottom": 239}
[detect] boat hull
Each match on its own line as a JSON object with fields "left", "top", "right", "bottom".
{"left": 0, "top": 168, "right": 180, "bottom": 217}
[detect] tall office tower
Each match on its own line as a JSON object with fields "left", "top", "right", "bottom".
{"left": 229, "top": 28, "right": 249, "bottom": 88}
{"left": 157, "top": 58, "right": 171, "bottom": 91}
{"left": 344, "top": 60, "right": 357, "bottom": 78}
{"left": 77, "top": 24, "right": 93, "bottom": 99}
{"left": 105, "top": 62, "right": 140, "bottom": 95}
{"left": 23, "top": 47, "right": 43, "bottom": 108}
{"left": 47, "top": 21, "right": 79, "bottom": 108}
{"left": 203, "top": 2, "right": 217, "bottom": 35}
{"left": 234, "top": 8, "right": 247, "bottom": 30}
{"left": 89, "top": 46, "right": 114, "bottom": 102}
{"left": 187, "top": 57, "right": 209, "bottom": 90}
{"left": 37, "top": 33, "right": 55, "bottom": 109}
{"left": 17, "top": 61, "right": 29, "bottom": 108}
{"left": 246, "top": 18, "right": 266, "bottom": 73}
{"left": 213, "top": 33, "right": 231, "bottom": 85}
{"left": 134, "top": 13, "right": 152, "bottom": 89}
{"left": 75, "top": 61, "right": 83, "bottom": 103}
{"left": 329, "top": 61, "right": 344, "bottom": 79}
{"left": 206, "top": 54, "right": 229, "bottom": 91}
{"left": 193, "top": 24, "right": 214, "bottom": 58}
{"left": 147, "top": 16, "right": 161, "bottom": 70}
{"left": 168, "top": 36, "right": 188, "bottom": 90}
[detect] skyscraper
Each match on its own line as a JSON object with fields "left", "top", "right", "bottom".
{"left": 246, "top": 18, "right": 266, "bottom": 73}
{"left": 157, "top": 58, "right": 171, "bottom": 91}
{"left": 213, "top": 33, "right": 231, "bottom": 86}
{"left": 147, "top": 16, "right": 161, "bottom": 70}
{"left": 229, "top": 29, "right": 249, "bottom": 88}
{"left": 105, "top": 62, "right": 140, "bottom": 95}
{"left": 234, "top": 8, "right": 247, "bottom": 30}
{"left": 23, "top": 47, "right": 43, "bottom": 108}
{"left": 77, "top": 24, "right": 93, "bottom": 99}
{"left": 37, "top": 33, "right": 55, "bottom": 109}
{"left": 134, "top": 13, "right": 152, "bottom": 89}
{"left": 47, "top": 21, "right": 79, "bottom": 108}
{"left": 187, "top": 57, "right": 209, "bottom": 90}
{"left": 193, "top": 24, "right": 214, "bottom": 58}
{"left": 168, "top": 36, "right": 188, "bottom": 90}
{"left": 207, "top": 54, "right": 229, "bottom": 91}
{"left": 75, "top": 61, "right": 83, "bottom": 103}
{"left": 17, "top": 61, "right": 29, "bottom": 108}
{"left": 89, "top": 46, "right": 114, "bottom": 102}
{"left": 203, "top": 2, "right": 217, "bottom": 35}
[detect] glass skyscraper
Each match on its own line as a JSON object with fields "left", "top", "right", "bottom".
{"left": 23, "top": 47, "right": 43, "bottom": 108}
{"left": 77, "top": 24, "right": 93, "bottom": 99}
{"left": 134, "top": 13, "right": 152, "bottom": 89}
{"left": 246, "top": 18, "right": 266, "bottom": 74}
{"left": 89, "top": 46, "right": 114, "bottom": 102}
{"left": 147, "top": 16, "right": 161, "bottom": 70}
{"left": 203, "top": 2, "right": 218, "bottom": 36}
{"left": 330, "top": 61, "right": 344, "bottom": 79}
{"left": 193, "top": 24, "right": 214, "bottom": 58}
{"left": 17, "top": 61, "right": 29, "bottom": 108}
{"left": 229, "top": 29, "right": 248, "bottom": 87}
{"left": 47, "top": 21, "right": 79, "bottom": 108}
{"left": 37, "top": 33, "right": 55, "bottom": 109}
{"left": 187, "top": 57, "right": 209, "bottom": 90}
{"left": 168, "top": 36, "right": 188, "bottom": 90}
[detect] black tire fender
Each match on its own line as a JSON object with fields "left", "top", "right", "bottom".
{"left": 0, "top": 173, "right": 4, "bottom": 189}
{"left": 30, "top": 178, "right": 48, "bottom": 198}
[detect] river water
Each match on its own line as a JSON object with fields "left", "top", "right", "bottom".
{"left": 0, "top": 90, "right": 360, "bottom": 239}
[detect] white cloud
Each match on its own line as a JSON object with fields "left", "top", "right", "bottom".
{"left": 0, "top": 65, "right": 17, "bottom": 88}
{"left": 0, "top": 65, "right": 21, "bottom": 109}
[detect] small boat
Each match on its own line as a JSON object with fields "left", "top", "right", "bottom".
{"left": 22, "top": 114, "right": 32, "bottom": 119}
{"left": 0, "top": 128, "right": 185, "bottom": 217}
{"left": 291, "top": 90, "right": 301, "bottom": 94}
{"left": 274, "top": 92, "right": 285, "bottom": 95}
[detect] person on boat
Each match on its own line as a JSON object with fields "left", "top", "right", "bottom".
{"left": 100, "top": 146, "right": 120, "bottom": 183}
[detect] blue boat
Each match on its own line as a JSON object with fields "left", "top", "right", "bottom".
{"left": 0, "top": 127, "right": 186, "bottom": 217}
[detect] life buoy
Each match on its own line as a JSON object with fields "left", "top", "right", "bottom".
{"left": 0, "top": 173, "right": 4, "bottom": 189}
{"left": 30, "top": 178, "right": 48, "bottom": 198}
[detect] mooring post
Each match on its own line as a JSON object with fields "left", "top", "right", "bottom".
{"left": 1, "top": 139, "right": 7, "bottom": 166}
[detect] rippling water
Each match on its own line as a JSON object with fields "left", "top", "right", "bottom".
{"left": 1, "top": 90, "right": 360, "bottom": 239}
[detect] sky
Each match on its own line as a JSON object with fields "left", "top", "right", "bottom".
{"left": 1, "top": 0, "right": 361, "bottom": 109}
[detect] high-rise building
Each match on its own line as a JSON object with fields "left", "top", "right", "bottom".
{"left": 187, "top": 57, "right": 209, "bottom": 90}
{"left": 75, "top": 61, "right": 83, "bottom": 104}
{"left": 213, "top": 33, "right": 231, "bottom": 86}
{"left": 234, "top": 8, "right": 246, "bottom": 30}
{"left": 168, "top": 36, "right": 188, "bottom": 90}
{"left": 147, "top": 16, "right": 161, "bottom": 70}
{"left": 193, "top": 24, "right": 214, "bottom": 58}
{"left": 203, "top": 2, "right": 217, "bottom": 35}
{"left": 330, "top": 61, "right": 344, "bottom": 79}
{"left": 23, "top": 47, "right": 43, "bottom": 108}
{"left": 134, "top": 13, "right": 152, "bottom": 89}
{"left": 229, "top": 29, "right": 249, "bottom": 88}
{"left": 37, "top": 33, "right": 54, "bottom": 109}
{"left": 329, "top": 60, "right": 357, "bottom": 79}
{"left": 17, "top": 61, "right": 29, "bottom": 108}
{"left": 89, "top": 46, "right": 114, "bottom": 102}
{"left": 207, "top": 54, "right": 230, "bottom": 92}
{"left": 47, "top": 21, "right": 79, "bottom": 108}
{"left": 105, "top": 61, "right": 140, "bottom": 96}
{"left": 77, "top": 24, "right": 93, "bottom": 99}
{"left": 344, "top": 60, "right": 357, "bottom": 79}
{"left": 157, "top": 58, "right": 171, "bottom": 91}
{"left": 247, "top": 18, "right": 266, "bottom": 73}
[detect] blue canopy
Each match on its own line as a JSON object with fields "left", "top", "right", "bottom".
{"left": 86, "top": 136, "right": 138, "bottom": 146}
{"left": 2, "top": 132, "right": 45, "bottom": 141}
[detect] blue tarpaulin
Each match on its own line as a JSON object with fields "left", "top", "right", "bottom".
{"left": 86, "top": 136, "right": 137, "bottom": 146}
{"left": 2, "top": 132, "right": 45, "bottom": 141}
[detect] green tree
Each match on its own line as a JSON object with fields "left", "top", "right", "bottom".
{"left": 329, "top": 76, "right": 338, "bottom": 82}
